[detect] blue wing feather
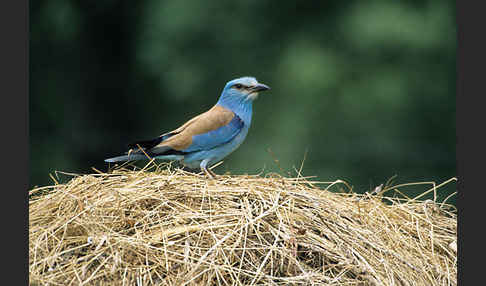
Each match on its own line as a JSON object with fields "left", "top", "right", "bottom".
{"left": 183, "top": 114, "right": 244, "bottom": 152}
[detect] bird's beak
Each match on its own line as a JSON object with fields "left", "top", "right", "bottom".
{"left": 250, "top": 83, "right": 271, "bottom": 93}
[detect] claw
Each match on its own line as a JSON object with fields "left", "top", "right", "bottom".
{"left": 208, "top": 168, "right": 217, "bottom": 178}
{"left": 201, "top": 166, "right": 216, "bottom": 179}
{"left": 200, "top": 159, "right": 218, "bottom": 179}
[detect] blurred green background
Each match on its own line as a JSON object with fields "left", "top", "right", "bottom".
{"left": 30, "top": 0, "right": 456, "bottom": 202}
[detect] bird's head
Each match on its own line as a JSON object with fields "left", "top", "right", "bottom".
{"left": 221, "top": 76, "right": 270, "bottom": 102}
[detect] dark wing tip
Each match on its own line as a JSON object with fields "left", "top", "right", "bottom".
{"left": 127, "top": 136, "right": 164, "bottom": 150}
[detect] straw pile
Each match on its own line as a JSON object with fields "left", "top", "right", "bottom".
{"left": 29, "top": 163, "right": 457, "bottom": 285}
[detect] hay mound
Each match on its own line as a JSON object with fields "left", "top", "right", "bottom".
{"left": 29, "top": 164, "right": 457, "bottom": 285}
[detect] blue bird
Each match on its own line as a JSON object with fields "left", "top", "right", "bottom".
{"left": 105, "top": 76, "right": 270, "bottom": 177}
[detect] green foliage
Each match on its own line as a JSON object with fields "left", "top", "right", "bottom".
{"left": 30, "top": 0, "right": 456, "bottom": 203}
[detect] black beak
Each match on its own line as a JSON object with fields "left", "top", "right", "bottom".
{"left": 251, "top": 83, "right": 270, "bottom": 92}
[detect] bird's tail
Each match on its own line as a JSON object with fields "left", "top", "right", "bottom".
{"left": 104, "top": 154, "right": 184, "bottom": 163}
{"left": 104, "top": 154, "right": 150, "bottom": 163}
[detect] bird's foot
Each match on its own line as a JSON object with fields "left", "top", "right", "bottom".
{"left": 208, "top": 168, "right": 217, "bottom": 178}
{"left": 202, "top": 167, "right": 217, "bottom": 179}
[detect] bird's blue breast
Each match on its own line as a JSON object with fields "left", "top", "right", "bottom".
{"left": 216, "top": 95, "right": 253, "bottom": 125}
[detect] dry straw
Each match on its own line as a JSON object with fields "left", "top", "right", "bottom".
{"left": 29, "top": 162, "right": 457, "bottom": 285}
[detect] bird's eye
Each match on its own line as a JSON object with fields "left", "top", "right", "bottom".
{"left": 234, "top": 84, "right": 243, "bottom": 89}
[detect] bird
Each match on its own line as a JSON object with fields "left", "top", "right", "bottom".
{"left": 104, "top": 76, "right": 270, "bottom": 178}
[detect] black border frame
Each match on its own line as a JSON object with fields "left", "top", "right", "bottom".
{"left": 1, "top": 0, "right": 28, "bottom": 283}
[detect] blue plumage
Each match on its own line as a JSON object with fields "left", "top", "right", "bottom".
{"left": 183, "top": 115, "right": 244, "bottom": 152}
{"left": 105, "top": 76, "right": 270, "bottom": 177}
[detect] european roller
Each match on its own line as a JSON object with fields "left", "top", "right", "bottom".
{"left": 104, "top": 76, "right": 270, "bottom": 177}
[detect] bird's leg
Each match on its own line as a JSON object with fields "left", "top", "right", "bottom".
{"left": 202, "top": 166, "right": 216, "bottom": 179}
{"left": 207, "top": 168, "right": 217, "bottom": 178}
{"left": 200, "top": 160, "right": 216, "bottom": 179}
{"left": 202, "top": 167, "right": 212, "bottom": 178}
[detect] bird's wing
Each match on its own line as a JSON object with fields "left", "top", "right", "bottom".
{"left": 127, "top": 104, "right": 244, "bottom": 156}
{"left": 155, "top": 104, "right": 244, "bottom": 153}
{"left": 182, "top": 112, "right": 244, "bottom": 152}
